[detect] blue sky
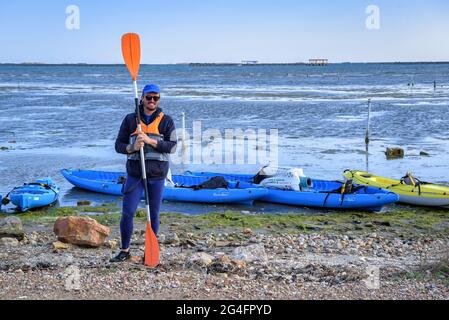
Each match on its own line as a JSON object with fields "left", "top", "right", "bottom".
{"left": 0, "top": 0, "right": 448, "bottom": 63}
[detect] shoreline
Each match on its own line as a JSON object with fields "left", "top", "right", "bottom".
{"left": 1, "top": 205, "right": 448, "bottom": 300}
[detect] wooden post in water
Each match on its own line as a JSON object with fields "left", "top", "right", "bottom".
{"left": 365, "top": 99, "right": 371, "bottom": 172}
{"left": 365, "top": 98, "right": 371, "bottom": 146}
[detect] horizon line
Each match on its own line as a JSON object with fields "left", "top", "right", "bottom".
{"left": 1, "top": 61, "right": 449, "bottom": 66}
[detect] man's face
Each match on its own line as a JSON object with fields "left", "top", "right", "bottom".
{"left": 142, "top": 92, "right": 160, "bottom": 113}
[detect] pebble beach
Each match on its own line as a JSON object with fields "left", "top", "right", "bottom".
{"left": 1, "top": 206, "right": 448, "bottom": 300}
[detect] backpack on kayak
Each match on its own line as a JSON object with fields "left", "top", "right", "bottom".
{"left": 399, "top": 172, "right": 429, "bottom": 195}
{"left": 174, "top": 176, "right": 230, "bottom": 190}
{"left": 340, "top": 179, "right": 354, "bottom": 194}
{"left": 192, "top": 176, "right": 229, "bottom": 190}
{"left": 401, "top": 172, "right": 421, "bottom": 187}
{"left": 322, "top": 179, "right": 367, "bottom": 206}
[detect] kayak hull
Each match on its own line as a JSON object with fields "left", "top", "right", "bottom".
{"left": 185, "top": 171, "right": 398, "bottom": 211}
{"left": 260, "top": 188, "right": 397, "bottom": 211}
{"left": 9, "top": 178, "right": 59, "bottom": 212}
{"left": 61, "top": 169, "right": 268, "bottom": 205}
{"left": 343, "top": 170, "right": 449, "bottom": 207}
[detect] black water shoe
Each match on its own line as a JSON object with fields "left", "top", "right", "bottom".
{"left": 110, "top": 251, "right": 131, "bottom": 263}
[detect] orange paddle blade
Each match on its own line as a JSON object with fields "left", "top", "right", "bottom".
{"left": 121, "top": 33, "right": 141, "bottom": 81}
{"left": 144, "top": 221, "right": 160, "bottom": 268}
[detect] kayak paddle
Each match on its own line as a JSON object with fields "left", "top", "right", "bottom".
{"left": 121, "top": 32, "right": 159, "bottom": 268}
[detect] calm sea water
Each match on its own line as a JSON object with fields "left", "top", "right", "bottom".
{"left": 0, "top": 63, "right": 448, "bottom": 213}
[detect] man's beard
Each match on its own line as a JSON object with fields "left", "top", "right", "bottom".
{"left": 145, "top": 105, "right": 157, "bottom": 112}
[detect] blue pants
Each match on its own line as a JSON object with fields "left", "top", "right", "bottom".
{"left": 120, "top": 175, "right": 165, "bottom": 250}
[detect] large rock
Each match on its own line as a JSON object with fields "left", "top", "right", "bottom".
{"left": 53, "top": 216, "right": 110, "bottom": 247}
{"left": 0, "top": 216, "right": 24, "bottom": 240}
{"left": 231, "top": 243, "right": 267, "bottom": 263}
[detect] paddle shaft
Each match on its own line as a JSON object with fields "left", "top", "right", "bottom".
{"left": 133, "top": 80, "right": 151, "bottom": 222}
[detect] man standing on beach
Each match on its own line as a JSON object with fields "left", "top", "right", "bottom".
{"left": 111, "top": 84, "right": 177, "bottom": 262}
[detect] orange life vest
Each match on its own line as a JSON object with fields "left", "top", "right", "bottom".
{"left": 132, "top": 112, "right": 165, "bottom": 136}
{"left": 128, "top": 112, "right": 169, "bottom": 162}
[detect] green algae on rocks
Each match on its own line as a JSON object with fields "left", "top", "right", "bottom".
{"left": 1, "top": 205, "right": 447, "bottom": 238}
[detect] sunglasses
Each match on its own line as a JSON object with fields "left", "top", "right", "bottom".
{"left": 145, "top": 95, "right": 160, "bottom": 102}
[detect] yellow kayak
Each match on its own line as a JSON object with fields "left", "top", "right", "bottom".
{"left": 343, "top": 170, "right": 449, "bottom": 207}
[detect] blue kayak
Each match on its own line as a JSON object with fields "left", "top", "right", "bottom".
{"left": 184, "top": 171, "right": 399, "bottom": 211}
{"left": 61, "top": 169, "right": 268, "bottom": 205}
{"left": 7, "top": 178, "right": 59, "bottom": 212}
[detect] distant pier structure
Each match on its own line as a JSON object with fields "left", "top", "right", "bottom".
{"left": 241, "top": 60, "right": 258, "bottom": 65}
{"left": 308, "top": 59, "right": 328, "bottom": 66}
